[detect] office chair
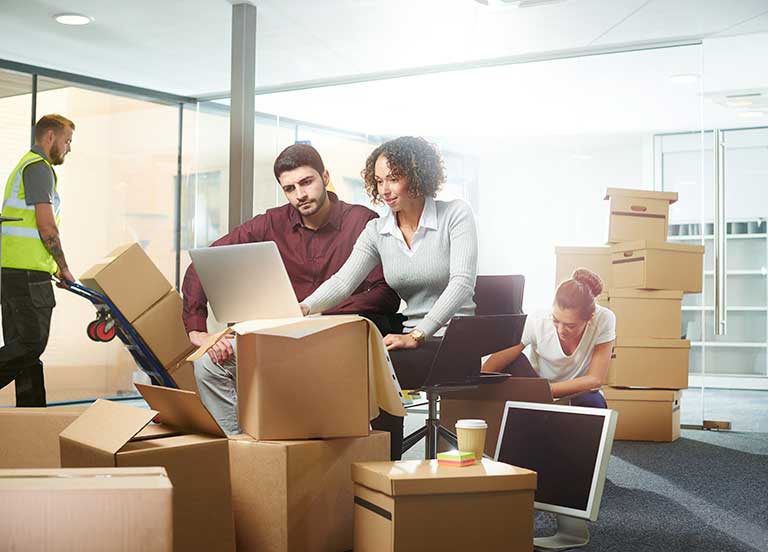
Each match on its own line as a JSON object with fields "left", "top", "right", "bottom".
{"left": 401, "top": 275, "right": 525, "bottom": 459}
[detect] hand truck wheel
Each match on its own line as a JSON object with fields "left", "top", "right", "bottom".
{"left": 95, "top": 319, "right": 116, "bottom": 342}
{"left": 86, "top": 320, "right": 100, "bottom": 341}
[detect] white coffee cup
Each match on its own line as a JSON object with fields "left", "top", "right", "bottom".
{"left": 455, "top": 419, "right": 488, "bottom": 460}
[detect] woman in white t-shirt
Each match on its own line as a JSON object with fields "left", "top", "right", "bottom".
{"left": 482, "top": 268, "right": 615, "bottom": 408}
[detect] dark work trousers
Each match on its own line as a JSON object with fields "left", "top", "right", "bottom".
{"left": 503, "top": 353, "right": 607, "bottom": 408}
{"left": 372, "top": 337, "right": 442, "bottom": 461}
{"left": 0, "top": 268, "right": 55, "bottom": 406}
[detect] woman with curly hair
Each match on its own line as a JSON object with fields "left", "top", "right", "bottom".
{"left": 301, "top": 135, "right": 478, "bottom": 458}
{"left": 482, "top": 268, "right": 616, "bottom": 408}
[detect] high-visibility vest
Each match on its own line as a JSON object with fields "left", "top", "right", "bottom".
{"left": 1, "top": 150, "right": 61, "bottom": 274}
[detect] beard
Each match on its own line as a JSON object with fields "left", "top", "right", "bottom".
{"left": 296, "top": 193, "right": 326, "bottom": 218}
{"left": 49, "top": 144, "right": 65, "bottom": 165}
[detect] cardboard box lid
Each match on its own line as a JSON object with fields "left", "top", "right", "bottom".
{"left": 608, "top": 289, "right": 683, "bottom": 300}
{"left": 352, "top": 459, "right": 536, "bottom": 496}
{"left": 0, "top": 467, "right": 171, "bottom": 491}
{"left": 615, "top": 337, "right": 690, "bottom": 349}
{"left": 59, "top": 399, "right": 158, "bottom": 456}
{"left": 135, "top": 383, "right": 226, "bottom": 437}
{"left": 610, "top": 240, "right": 705, "bottom": 254}
{"left": 604, "top": 188, "right": 678, "bottom": 204}
{"left": 232, "top": 314, "right": 361, "bottom": 338}
{"left": 554, "top": 246, "right": 611, "bottom": 255}
{"left": 603, "top": 387, "right": 682, "bottom": 401}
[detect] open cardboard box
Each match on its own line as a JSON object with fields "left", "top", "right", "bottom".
{"left": 59, "top": 397, "right": 236, "bottom": 552}
{"left": 352, "top": 459, "right": 537, "bottom": 552}
{"left": 0, "top": 466, "right": 173, "bottom": 552}
{"left": 604, "top": 188, "right": 678, "bottom": 244}
{"left": 131, "top": 383, "right": 390, "bottom": 552}
{"left": 184, "top": 314, "right": 406, "bottom": 440}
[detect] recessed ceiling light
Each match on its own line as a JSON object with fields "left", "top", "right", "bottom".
{"left": 670, "top": 74, "right": 700, "bottom": 84}
{"left": 54, "top": 13, "right": 93, "bottom": 25}
{"left": 571, "top": 154, "right": 592, "bottom": 160}
{"left": 738, "top": 111, "right": 766, "bottom": 119}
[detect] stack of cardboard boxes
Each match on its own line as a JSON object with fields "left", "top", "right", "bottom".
{"left": 62, "top": 243, "right": 391, "bottom": 552}
{"left": 556, "top": 188, "right": 704, "bottom": 442}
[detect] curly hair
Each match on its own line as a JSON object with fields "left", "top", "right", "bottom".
{"left": 361, "top": 136, "right": 446, "bottom": 204}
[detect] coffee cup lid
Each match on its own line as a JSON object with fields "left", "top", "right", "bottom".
{"left": 455, "top": 419, "right": 487, "bottom": 429}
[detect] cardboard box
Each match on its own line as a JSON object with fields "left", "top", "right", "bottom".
{"left": 605, "top": 188, "right": 678, "bottom": 243}
{"left": 608, "top": 338, "right": 690, "bottom": 389}
{"left": 0, "top": 406, "right": 86, "bottom": 468}
{"left": 611, "top": 241, "right": 704, "bottom": 293}
{"left": 352, "top": 459, "right": 537, "bottom": 552}
{"left": 236, "top": 317, "right": 371, "bottom": 440}
{"left": 0, "top": 467, "right": 172, "bottom": 552}
{"left": 229, "top": 431, "right": 390, "bottom": 552}
{"left": 554, "top": 246, "right": 613, "bottom": 289}
{"left": 129, "top": 383, "right": 389, "bottom": 552}
{"left": 59, "top": 398, "right": 236, "bottom": 552}
{"left": 608, "top": 289, "right": 683, "bottom": 338}
{"left": 132, "top": 289, "right": 194, "bottom": 368}
{"left": 439, "top": 378, "right": 554, "bottom": 457}
{"left": 603, "top": 387, "right": 681, "bottom": 442}
{"left": 79, "top": 243, "right": 173, "bottom": 322}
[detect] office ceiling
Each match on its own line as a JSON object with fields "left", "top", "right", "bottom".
{"left": 0, "top": 0, "right": 767, "bottom": 98}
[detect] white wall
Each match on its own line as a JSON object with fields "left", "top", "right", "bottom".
{"left": 476, "top": 133, "right": 655, "bottom": 311}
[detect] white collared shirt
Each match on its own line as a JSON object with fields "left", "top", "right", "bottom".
{"left": 378, "top": 196, "right": 438, "bottom": 257}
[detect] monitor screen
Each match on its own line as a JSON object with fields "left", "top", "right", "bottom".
{"left": 494, "top": 401, "right": 617, "bottom": 520}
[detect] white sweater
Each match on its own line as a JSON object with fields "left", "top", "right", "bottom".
{"left": 304, "top": 197, "right": 478, "bottom": 337}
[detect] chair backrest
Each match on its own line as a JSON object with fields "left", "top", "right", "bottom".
{"left": 474, "top": 275, "right": 525, "bottom": 316}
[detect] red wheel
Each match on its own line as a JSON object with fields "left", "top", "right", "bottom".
{"left": 86, "top": 320, "right": 100, "bottom": 341}
{"left": 95, "top": 320, "right": 116, "bottom": 342}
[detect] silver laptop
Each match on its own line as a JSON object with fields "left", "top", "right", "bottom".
{"left": 188, "top": 242, "right": 303, "bottom": 323}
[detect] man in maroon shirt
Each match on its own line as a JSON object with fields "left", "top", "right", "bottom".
{"left": 182, "top": 144, "right": 401, "bottom": 434}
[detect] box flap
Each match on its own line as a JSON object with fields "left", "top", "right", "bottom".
{"left": 135, "top": 383, "right": 226, "bottom": 437}
{"left": 604, "top": 188, "right": 678, "bottom": 204}
{"left": 615, "top": 337, "right": 690, "bottom": 349}
{"left": 603, "top": 387, "right": 682, "bottom": 401}
{"left": 554, "top": 246, "right": 610, "bottom": 255}
{"left": 185, "top": 328, "right": 234, "bottom": 362}
{"left": 610, "top": 240, "right": 705, "bottom": 254}
{"left": 232, "top": 314, "right": 359, "bottom": 338}
{"left": 608, "top": 289, "right": 683, "bottom": 300}
{"left": 59, "top": 399, "right": 158, "bottom": 455}
{"left": 351, "top": 459, "right": 537, "bottom": 496}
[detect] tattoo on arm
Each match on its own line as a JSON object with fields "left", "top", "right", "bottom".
{"left": 41, "top": 231, "right": 69, "bottom": 271}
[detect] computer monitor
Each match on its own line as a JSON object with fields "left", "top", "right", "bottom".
{"left": 494, "top": 401, "right": 618, "bottom": 550}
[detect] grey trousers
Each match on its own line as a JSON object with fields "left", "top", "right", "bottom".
{"left": 194, "top": 340, "right": 241, "bottom": 434}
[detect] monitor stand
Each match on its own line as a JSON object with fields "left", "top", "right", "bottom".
{"left": 534, "top": 514, "right": 589, "bottom": 550}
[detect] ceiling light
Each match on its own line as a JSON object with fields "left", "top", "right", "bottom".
{"left": 571, "top": 154, "right": 592, "bottom": 160}
{"left": 54, "top": 13, "right": 93, "bottom": 25}
{"left": 670, "top": 74, "right": 700, "bottom": 84}
{"left": 738, "top": 111, "right": 766, "bottom": 119}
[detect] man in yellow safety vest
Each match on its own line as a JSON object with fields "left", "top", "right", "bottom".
{"left": 1, "top": 114, "right": 75, "bottom": 406}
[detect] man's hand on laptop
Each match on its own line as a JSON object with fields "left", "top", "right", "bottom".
{"left": 189, "top": 331, "right": 235, "bottom": 364}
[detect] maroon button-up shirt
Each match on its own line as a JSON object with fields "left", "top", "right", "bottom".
{"left": 182, "top": 192, "right": 401, "bottom": 333}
